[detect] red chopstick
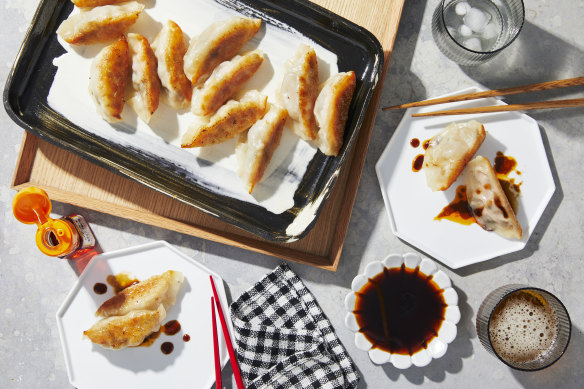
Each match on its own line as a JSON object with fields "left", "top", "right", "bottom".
{"left": 210, "top": 275, "right": 245, "bottom": 389}
{"left": 212, "top": 297, "right": 222, "bottom": 389}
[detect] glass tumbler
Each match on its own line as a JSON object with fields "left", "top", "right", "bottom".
{"left": 432, "top": 0, "right": 524, "bottom": 65}
{"left": 476, "top": 285, "right": 571, "bottom": 371}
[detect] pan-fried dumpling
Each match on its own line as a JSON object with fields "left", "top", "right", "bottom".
{"left": 152, "top": 20, "right": 192, "bottom": 109}
{"left": 72, "top": 0, "right": 128, "bottom": 7}
{"left": 89, "top": 35, "right": 130, "bottom": 123}
{"left": 127, "top": 33, "right": 161, "bottom": 123}
{"left": 96, "top": 270, "right": 184, "bottom": 318}
{"left": 314, "top": 71, "right": 356, "bottom": 156}
{"left": 279, "top": 44, "right": 319, "bottom": 140}
{"left": 184, "top": 17, "right": 262, "bottom": 86}
{"left": 57, "top": 1, "right": 144, "bottom": 45}
{"left": 424, "top": 120, "right": 486, "bottom": 191}
{"left": 84, "top": 305, "right": 166, "bottom": 349}
{"left": 236, "top": 104, "right": 287, "bottom": 193}
{"left": 191, "top": 50, "right": 264, "bottom": 116}
{"left": 181, "top": 90, "right": 267, "bottom": 148}
{"left": 465, "top": 156, "right": 522, "bottom": 239}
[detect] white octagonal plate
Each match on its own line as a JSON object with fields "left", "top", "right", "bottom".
{"left": 375, "top": 88, "right": 555, "bottom": 268}
{"left": 56, "top": 241, "right": 231, "bottom": 389}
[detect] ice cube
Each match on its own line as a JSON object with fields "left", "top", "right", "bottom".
{"left": 459, "top": 24, "right": 473, "bottom": 37}
{"left": 455, "top": 2, "right": 471, "bottom": 16}
{"left": 464, "top": 37, "right": 483, "bottom": 51}
{"left": 482, "top": 22, "right": 500, "bottom": 40}
{"left": 447, "top": 26, "right": 457, "bottom": 37}
{"left": 464, "top": 7, "right": 491, "bottom": 33}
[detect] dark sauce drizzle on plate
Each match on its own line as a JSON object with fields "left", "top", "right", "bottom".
{"left": 93, "top": 283, "right": 107, "bottom": 294}
{"left": 410, "top": 138, "right": 432, "bottom": 172}
{"left": 435, "top": 151, "right": 522, "bottom": 225}
{"left": 93, "top": 273, "right": 189, "bottom": 354}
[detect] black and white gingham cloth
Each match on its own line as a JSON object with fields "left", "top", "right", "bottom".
{"left": 229, "top": 264, "right": 359, "bottom": 389}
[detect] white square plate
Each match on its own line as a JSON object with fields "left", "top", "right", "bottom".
{"left": 375, "top": 88, "right": 555, "bottom": 268}
{"left": 56, "top": 241, "right": 231, "bottom": 388}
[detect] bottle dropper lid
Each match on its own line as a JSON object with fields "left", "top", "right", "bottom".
{"left": 12, "top": 187, "right": 76, "bottom": 257}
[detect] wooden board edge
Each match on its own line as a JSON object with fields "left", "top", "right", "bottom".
{"left": 10, "top": 176, "right": 337, "bottom": 270}
{"left": 324, "top": 12, "right": 403, "bottom": 271}
{"left": 11, "top": 131, "right": 37, "bottom": 188}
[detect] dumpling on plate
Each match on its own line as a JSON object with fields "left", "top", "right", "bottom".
{"left": 72, "top": 0, "right": 128, "bottom": 7}
{"left": 151, "top": 20, "right": 192, "bottom": 109}
{"left": 279, "top": 44, "right": 319, "bottom": 140}
{"left": 84, "top": 304, "right": 166, "bottom": 349}
{"left": 424, "top": 120, "right": 486, "bottom": 191}
{"left": 184, "top": 17, "right": 262, "bottom": 86}
{"left": 465, "top": 156, "right": 522, "bottom": 239}
{"left": 126, "top": 33, "right": 161, "bottom": 123}
{"left": 314, "top": 71, "right": 356, "bottom": 156}
{"left": 181, "top": 90, "right": 267, "bottom": 148}
{"left": 191, "top": 49, "right": 264, "bottom": 116}
{"left": 57, "top": 1, "right": 144, "bottom": 45}
{"left": 236, "top": 104, "right": 287, "bottom": 193}
{"left": 89, "top": 35, "right": 130, "bottom": 123}
{"left": 96, "top": 270, "right": 184, "bottom": 318}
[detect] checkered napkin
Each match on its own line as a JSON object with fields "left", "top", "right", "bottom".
{"left": 229, "top": 264, "right": 359, "bottom": 389}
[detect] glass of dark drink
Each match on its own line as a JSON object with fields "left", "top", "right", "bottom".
{"left": 476, "top": 285, "right": 571, "bottom": 370}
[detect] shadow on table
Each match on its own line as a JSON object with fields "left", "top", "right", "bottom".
{"left": 510, "top": 325, "right": 583, "bottom": 388}
{"left": 335, "top": 0, "right": 428, "bottom": 280}
{"left": 376, "top": 286, "right": 474, "bottom": 385}
{"left": 461, "top": 21, "right": 584, "bottom": 127}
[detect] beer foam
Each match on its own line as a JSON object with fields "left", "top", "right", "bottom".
{"left": 489, "top": 291, "right": 558, "bottom": 363}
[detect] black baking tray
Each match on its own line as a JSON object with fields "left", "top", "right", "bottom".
{"left": 4, "top": 0, "right": 383, "bottom": 242}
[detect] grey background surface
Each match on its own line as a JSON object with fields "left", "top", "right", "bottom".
{"left": 1, "top": 0, "right": 582, "bottom": 387}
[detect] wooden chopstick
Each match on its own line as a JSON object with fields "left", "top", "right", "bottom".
{"left": 212, "top": 297, "right": 222, "bottom": 389}
{"left": 382, "top": 76, "right": 584, "bottom": 111}
{"left": 411, "top": 98, "right": 584, "bottom": 117}
{"left": 210, "top": 275, "right": 245, "bottom": 389}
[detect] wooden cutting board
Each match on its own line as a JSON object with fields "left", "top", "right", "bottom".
{"left": 12, "top": 0, "right": 405, "bottom": 271}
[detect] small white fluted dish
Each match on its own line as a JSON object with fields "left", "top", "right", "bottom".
{"left": 344, "top": 252, "right": 460, "bottom": 369}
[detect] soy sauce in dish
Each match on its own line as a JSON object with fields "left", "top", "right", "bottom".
{"left": 353, "top": 264, "right": 446, "bottom": 355}
{"left": 410, "top": 138, "right": 420, "bottom": 148}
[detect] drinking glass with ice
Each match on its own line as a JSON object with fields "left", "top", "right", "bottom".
{"left": 432, "top": 0, "right": 525, "bottom": 65}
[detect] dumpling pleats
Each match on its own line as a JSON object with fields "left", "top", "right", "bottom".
{"left": 181, "top": 90, "right": 267, "bottom": 148}
{"left": 184, "top": 17, "right": 262, "bottom": 86}
{"left": 191, "top": 49, "right": 264, "bottom": 116}
{"left": 152, "top": 20, "right": 192, "bottom": 109}
{"left": 465, "top": 156, "right": 522, "bottom": 239}
{"left": 96, "top": 270, "right": 184, "bottom": 318}
{"left": 84, "top": 305, "right": 166, "bottom": 349}
{"left": 57, "top": 1, "right": 144, "bottom": 45}
{"left": 236, "top": 104, "right": 288, "bottom": 193}
{"left": 127, "top": 33, "right": 161, "bottom": 123}
{"left": 279, "top": 44, "right": 319, "bottom": 140}
{"left": 424, "top": 120, "right": 486, "bottom": 191}
{"left": 89, "top": 35, "right": 130, "bottom": 123}
{"left": 314, "top": 71, "right": 356, "bottom": 156}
